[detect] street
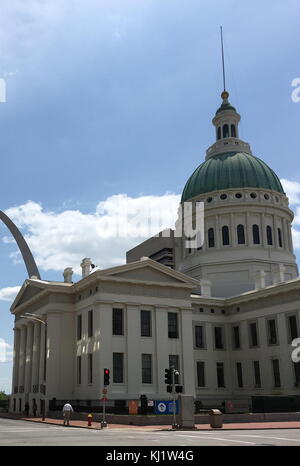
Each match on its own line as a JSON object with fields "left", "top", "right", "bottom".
{"left": 1, "top": 418, "right": 300, "bottom": 446}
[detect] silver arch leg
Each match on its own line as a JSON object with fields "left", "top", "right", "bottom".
{"left": 0, "top": 210, "right": 41, "bottom": 279}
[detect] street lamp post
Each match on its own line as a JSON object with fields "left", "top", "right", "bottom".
{"left": 20, "top": 313, "right": 47, "bottom": 420}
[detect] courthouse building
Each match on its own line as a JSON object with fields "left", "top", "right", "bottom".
{"left": 10, "top": 90, "right": 300, "bottom": 415}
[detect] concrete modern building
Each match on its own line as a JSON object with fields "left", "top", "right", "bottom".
{"left": 9, "top": 91, "right": 300, "bottom": 416}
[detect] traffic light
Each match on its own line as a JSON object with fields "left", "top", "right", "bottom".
{"left": 104, "top": 368, "right": 110, "bottom": 386}
{"left": 167, "top": 385, "right": 173, "bottom": 393}
{"left": 175, "top": 385, "right": 183, "bottom": 393}
{"left": 164, "top": 368, "right": 172, "bottom": 385}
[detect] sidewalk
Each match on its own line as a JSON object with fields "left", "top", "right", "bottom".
{"left": 1, "top": 413, "right": 300, "bottom": 431}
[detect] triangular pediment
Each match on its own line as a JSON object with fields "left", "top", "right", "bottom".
{"left": 99, "top": 259, "right": 199, "bottom": 287}
{"left": 11, "top": 282, "right": 45, "bottom": 311}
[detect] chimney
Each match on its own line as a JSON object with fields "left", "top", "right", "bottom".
{"left": 81, "top": 258, "right": 93, "bottom": 278}
{"left": 255, "top": 270, "right": 266, "bottom": 290}
{"left": 273, "top": 263, "right": 285, "bottom": 284}
{"left": 200, "top": 279, "right": 212, "bottom": 298}
{"left": 63, "top": 267, "right": 73, "bottom": 283}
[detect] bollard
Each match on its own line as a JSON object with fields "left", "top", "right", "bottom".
{"left": 87, "top": 413, "right": 93, "bottom": 427}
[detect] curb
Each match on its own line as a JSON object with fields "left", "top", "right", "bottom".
{"left": 11, "top": 418, "right": 300, "bottom": 432}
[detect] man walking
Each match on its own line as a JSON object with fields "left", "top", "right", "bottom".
{"left": 62, "top": 401, "right": 74, "bottom": 426}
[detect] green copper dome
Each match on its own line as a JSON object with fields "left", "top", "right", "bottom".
{"left": 181, "top": 151, "right": 284, "bottom": 202}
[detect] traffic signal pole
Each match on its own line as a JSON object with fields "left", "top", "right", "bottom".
{"left": 172, "top": 368, "right": 176, "bottom": 429}
{"left": 101, "top": 397, "right": 106, "bottom": 428}
{"left": 101, "top": 368, "right": 110, "bottom": 429}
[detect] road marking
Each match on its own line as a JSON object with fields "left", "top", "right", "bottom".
{"left": 176, "top": 434, "right": 256, "bottom": 445}
{"left": 236, "top": 434, "right": 300, "bottom": 443}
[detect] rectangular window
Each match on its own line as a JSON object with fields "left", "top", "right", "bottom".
{"left": 249, "top": 322, "right": 258, "bottom": 347}
{"left": 169, "top": 355, "right": 180, "bottom": 384}
{"left": 253, "top": 361, "right": 261, "bottom": 388}
{"left": 272, "top": 359, "right": 281, "bottom": 388}
{"left": 288, "top": 315, "right": 298, "bottom": 342}
{"left": 77, "top": 315, "right": 82, "bottom": 341}
{"left": 141, "top": 354, "right": 152, "bottom": 384}
{"left": 236, "top": 362, "right": 243, "bottom": 388}
{"left": 214, "top": 327, "right": 224, "bottom": 349}
{"left": 197, "top": 361, "right": 205, "bottom": 387}
{"left": 294, "top": 362, "right": 300, "bottom": 386}
{"left": 88, "top": 310, "right": 93, "bottom": 338}
{"left": 267, "top": 319, "right": 277, "bottom": 345}
{"left": 88, "top": 353, "right": 93, "bottom": 384}
{"left": 233, "top": 326, "right": 241, "bottom": 349}
{"left": 141, "top": 310, "right": 151, "bottom": 337}
{"left": 113, "top": 353, "right": 124, "bottom": 383}
{"left": 195, "top": 326, "right": 204, "bottom": 348}
{"left": 168, "top": 313, "right": 179, "bottom": 339}
{"left": 216, "top": 362, "right": 225, "bottom": 388}
{"left": 77, "top": 356, "right": 81, "bottom": 385}
{"left": 113, "top": 308, "right": 123, "bottom": 336}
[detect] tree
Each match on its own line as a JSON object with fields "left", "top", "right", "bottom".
{"left": 0, "top": 391, "right": 8, "bottom": 400}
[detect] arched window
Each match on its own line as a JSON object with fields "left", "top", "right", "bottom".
{"left": 252, "top": 224, "right": 260, "bottom": 244}
{"left": 217, "top": 127, "right": 221, "bottom": 140}
{"left": 208, "top": 228, "right": 215, "bottom": 248}
{"left": 266, "top": 226, "right": 273, "bottom": 246}
{"left": 237, "top": 224, "right": 245, "bottom": 244}
{"left": 231, "top": 124, "right": 236, "bottom": 137}
{"left": 223, "top": 124, "right": 229, "bottom": 138}
{"left": 278, "top": 228, "right": 283, "bottom": 247}
{"left": 222, "top": 225, "right": 230, "bottom": 245}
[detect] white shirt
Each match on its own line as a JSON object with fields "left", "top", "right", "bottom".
{"left": 63, "top": 403, "right": 73, "bottom": 412}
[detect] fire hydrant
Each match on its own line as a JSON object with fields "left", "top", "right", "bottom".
{"left": 87, "top": 413, "right": 93, "bottom": 427}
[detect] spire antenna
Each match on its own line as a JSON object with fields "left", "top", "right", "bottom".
{"left": 220, "top": 25, "right": 226, "bottom": 92}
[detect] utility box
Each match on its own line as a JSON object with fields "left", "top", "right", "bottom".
{"left": 209, "top": 409, "right": 223, "bottom": 428}
{"left": 177, "top": 395, "right": 195, "bottom": 429}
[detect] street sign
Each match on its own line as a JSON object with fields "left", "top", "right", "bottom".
{"left": 154, "top": 400, "right": 179, "bottom": 415}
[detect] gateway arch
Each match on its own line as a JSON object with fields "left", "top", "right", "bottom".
{"left": 0, "top": 210, "right": 41, "bottom": 280}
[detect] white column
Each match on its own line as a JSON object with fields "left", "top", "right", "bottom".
{"left": 273, "top": 216, "right": 279, "bottom": 248}
{"left": 46, "top": 313, "right": 61, "bottom": 399}
{"left": 38, "top": 321, "right": 46, "bottom": 388}
{"left": 126, "top": 305, "right": 141, "bottom": 396}
{"left": 230, "top": 213, "right": 235, "bottom": 246}
{"left": 11, "top": 327, "right": 20, "bottom": 396}
{"left": 31, "top": 322, "right": 41, "bottom": 393}
{"left": 260, "top": 213, "right": 266, "bottom": 246}
{"left": 24, "top": 324, "right": 34, "bottom": 396}
{"left": 246, "top": 212, "right": 252, "bottom": 246}
{"left": 287, "top": 221, "right": 293, "bottom": 252}
{"left": 18, "top": 326, "right": 27, "bottom": 394}
{"left": 215, "top": 215, "right": 220, "bottom": 249}
{"left": 180, "top": 309, "right": 195, "bottom": 396}
{"left": 283, "top": 219, "right": 289, "bottom": 251}
{"left": 155, "top": 308, "right": 170, "bottom": 396}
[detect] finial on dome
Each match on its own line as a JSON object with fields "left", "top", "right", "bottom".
{"left": 221, "top": 90, "right": 229, "bottom": 101}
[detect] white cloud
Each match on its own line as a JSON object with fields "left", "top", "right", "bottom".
{"left": 281, "top": 179, "right": 300, "bottom": 205}
{"left": 2, "top": 181, "right": 300, "bottom": 278}
{"left": 281, "top": 179, "right": 300, "bottom": 249}
{"left": 4, "top": 193, "right": 180, "bottom": 274}
{"left": 0, "top": 339, "right": 13, "bottom": 363}
{"left": 0, "top": 286, "right": 21, "bottom": 302}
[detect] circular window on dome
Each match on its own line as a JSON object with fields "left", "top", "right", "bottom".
{"left": 264, "top": 193, "right": 270, "bottom": 200}
{"left": 250, "top": 192, "right": 257, "bottom": 199}
{"left": 207, "top": 197, "right": 213, "bottom": 203}
{"left": 220, "top": 194, "right": 227, "bottom": 200}
{"left": 235, "top": 193, "right": 242, "bottom": 199}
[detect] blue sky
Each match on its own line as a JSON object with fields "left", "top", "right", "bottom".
{"left": 0, "top": 0, "right": 300, "bottom": 392}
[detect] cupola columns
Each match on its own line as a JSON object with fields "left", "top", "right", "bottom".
{"left": 205, "top": 91, "right": 252, "bottom": 160}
